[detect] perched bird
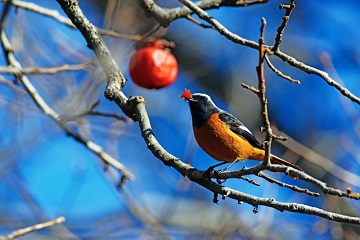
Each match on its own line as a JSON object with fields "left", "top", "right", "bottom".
{"left": 180, "top": 89, "right": 303, "bottom": 179}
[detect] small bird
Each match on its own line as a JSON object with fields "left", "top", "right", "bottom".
{"left": 180, "top": 89, "right": 303, "bottom": 179}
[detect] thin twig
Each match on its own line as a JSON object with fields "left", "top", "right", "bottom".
{"left": 0, "top": 75, "right": 26, "bottom": 94}
{"left": 62, "top": 109, "right": 130, "bottom": 123}
{"left": 257, "top": 171, "right": 320, "bottom": 197}
{"left": 256, "top": 17, "right": 272, "bottom": 167}
{"left": 272, "top": 0, "right": 296, "bottom": 52}
{"left": 228, "top": 0, "right": 269, "bottom": 7}
{"left": 1, "top": 216, "right": 66, "bottom": 240}
{"left": 241, "top": 82, "right": 260, "bottom": 93}
{"left": 0, "top": 61, "right": 93, "bottom": 75}
{"left": 272, "top": 134, "right": 288, "bottom": 141}
{"left": 239, "top": 175, "right": 261, "bottom": 186}
{"left": 265, "top": 55, "right": 300, "bottom": 84}
{"left": 186, "top": 15, "right": 213, "bottom": 29}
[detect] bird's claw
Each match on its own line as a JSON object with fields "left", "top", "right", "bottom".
{"left": 203, "top": 167, "right": 215, "bottom": 180}
{"left": 215, "top": 170, "right": 226, "bottom": 184}
{"left": 203, "top": 167, "right": 226, "bottom": 184}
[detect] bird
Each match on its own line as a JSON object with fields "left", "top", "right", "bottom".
{"left": 180, "top": 89, "right": 303, "bottom": 179}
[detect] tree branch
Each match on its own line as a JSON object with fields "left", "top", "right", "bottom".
{"left": 265, "top": 55, "right": 300, "bottom": 84}
{"left": 272, "top": 0, "right": 296, "bottom": 52}
{"left": 1, "top": 217, "right": 66, "bottom": 240}
{"left": 257, "top": 171, "right": 320, "bottom": 197}
{"left": 52, "top": 0, "right": 360, "bottom": 225}
{"left": 0, "top": 61, "right": 93, "bottom": 75}
{"left": 256, "top": 17, "right": 272, "bottom": 167}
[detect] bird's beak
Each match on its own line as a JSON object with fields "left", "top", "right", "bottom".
{"left": 187, "top": 97, "right": 197, "bottom": 102}
{"left": 182, "top": 96, "right": 197, "bottom": 102}
{"left": 180, "top": 89, "right": 197, "bottom": 102}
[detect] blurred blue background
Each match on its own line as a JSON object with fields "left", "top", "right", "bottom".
{"left": 1, "top": 0, "right": 360, "bottom": 239}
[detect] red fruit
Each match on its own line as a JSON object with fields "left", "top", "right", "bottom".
{"left": 129, "top": 39, "right": 178, "bottom": 89}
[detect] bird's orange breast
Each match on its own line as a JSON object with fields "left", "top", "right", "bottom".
{"left": 193, "top": 113, "right": 256, "bottom": 162}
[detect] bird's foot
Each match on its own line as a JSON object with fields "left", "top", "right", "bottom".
{"left": 203, "top": 166, "right": 216, "bottom": 180}
{"left": 203, "top": 161, "right": 228, "bottom": 183}
{"left": 203, "top": 167, "right": 226, "bottom": 184}
{"left": 215, "top": 170, "right": 226, "bottom": 184}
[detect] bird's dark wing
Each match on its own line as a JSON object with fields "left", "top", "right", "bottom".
{"left": 219, "top": 112, "right": 264, "bottom": 149}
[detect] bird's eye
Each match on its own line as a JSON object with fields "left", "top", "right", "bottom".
{"left": 201, "top": 96, "right": 207, "bottom": 101}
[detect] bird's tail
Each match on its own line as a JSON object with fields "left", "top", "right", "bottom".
{"left": 270, "top": 154, "right": 303, "bottom": 179}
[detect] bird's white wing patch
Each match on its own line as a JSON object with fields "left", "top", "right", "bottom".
{"left": 238, "top": 124, "right": 253, "bottom": 135}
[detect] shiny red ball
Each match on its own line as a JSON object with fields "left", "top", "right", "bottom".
{"left": 129, "top": 40, "right": 178, "bottom": 89}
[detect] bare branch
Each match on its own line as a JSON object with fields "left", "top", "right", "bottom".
{"left": 61, "top": 106, "right": 131, "bottom": 123}
{"left": 186, "top": 15, "right": 213, "bottom": 29}
{"left": 265, "top": 55, "right": 300, "bottom": 84}
{"left": 1, "top": 217, "right": 66, "bottom": 240}
{"left": 255, "top": 17, "right": 272, "bottom": 167}
{"left": 239, "top": 175, "right": 261, "bottom": 186}
{"left": 223, "top": 0, "right": 269, "bottom": 7}
{"left": 0, "top": 61, "right": 93, "bottom": 75}
{"left": 272, "top": 0, "right": 296, "bottom": 52}
{"left": 257, "top": 171, "right": 320, "bottom": 197}
{"left": 241, "top": 82, "right": 260, "bottom": 93}
{"left": 0, "top": 75, "right": 26, "bottom": 94}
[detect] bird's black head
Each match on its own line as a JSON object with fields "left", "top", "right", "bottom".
{"left": 182, "top": 92, "right": 220, "bottom": 127}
